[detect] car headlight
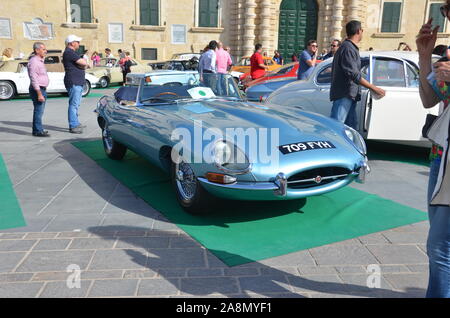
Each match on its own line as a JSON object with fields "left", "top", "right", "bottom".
{"left": 344, "top": 126, "right": 367, "bottom": 155}
{"left": 212, "top": 140, "right": 251, "bottom": 175}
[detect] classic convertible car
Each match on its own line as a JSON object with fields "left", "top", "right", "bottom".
{"left": 95, "top": 72, "right": 370, "bottom": 214}
{"left": 0, "top": 58, "right": 99, "bottom": 100}
{"left": 265, "top": 51, "right": 441, "bottom": 147}
{"left": 88, "top": 57, "right": 152, "bottom": 88}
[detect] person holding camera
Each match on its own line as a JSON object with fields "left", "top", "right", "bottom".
{"left": 417, "top": 3, "right": 450, "bottom": 297}
{"left": 297, "top": 40, "right": 318, "bottom": 80}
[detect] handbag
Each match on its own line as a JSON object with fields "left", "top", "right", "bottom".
{"left": 422, "top": 114, "right": 438, "bottom": 138}
{"left": 427, "top": 105, "right": 450, "bottom": 147}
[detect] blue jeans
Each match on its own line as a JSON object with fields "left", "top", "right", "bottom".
{"left": 67, "top": 85, "right": 83, "bottom": 129}
{"left": 426, "top": 157, "right": 450, "bottom": 298}
{"left": 330, "top": 97, "right": 358, "bottom": 129}
{"left": 29, "top": 86, "right": 47, "bottom": 134}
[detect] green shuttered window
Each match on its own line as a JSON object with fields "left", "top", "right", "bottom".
{"left": 381, "top": 2, "right": 402, "bottom": 33}
{"left": 429, "top": 3, "right": 446, "bottom": 33}
{"left": 140, "top": 0, "right": 159, "bottom": 26}
{"left": 199, "top": 0, "right": 219, "bottom": 28}
{"left": 70, "top": 0, "right": 92, "bottom": 23}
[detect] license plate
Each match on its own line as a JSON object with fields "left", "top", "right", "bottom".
{"left": 279, "top": 141, "right": 336, "bottom": 155}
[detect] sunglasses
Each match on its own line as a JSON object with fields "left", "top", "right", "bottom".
{"left": 440, "top": 4, "right": 450, "bottom": 18}
{"left": 331, "top": 45, "right": 338, "bottom": 48}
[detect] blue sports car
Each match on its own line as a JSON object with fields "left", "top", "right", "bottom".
{"left": 95, "top": 72, "right": 369, "bottom": 214}
{"left": 245, "top": 77, "right": 298, "bottom": 102}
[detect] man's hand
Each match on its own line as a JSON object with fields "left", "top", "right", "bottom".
{"left": 36, "top": 90, "right": 45, "bottom": 102}
{"left": 370, "top": 86, "right": 386, "bottom": 99}
{"left": 434, "top": 60, "right": 450, "bottom": 82}
{"left": 416, "top": 18, "right": 440, "bottom": 58}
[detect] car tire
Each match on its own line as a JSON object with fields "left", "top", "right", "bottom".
{"left": 82, "top": 80, "right": 91, "bottom": 97}
{"left": 99, "top": 77, "right": 109, "bottom": 88}
{"left": 102, "top": 125, "right": 127, "bottom": 160}
{"left": 0, "top": 81, "right": 16, "bottom": 100}
{"left": 171, "top": 158, "right": 213, "bottom": 215}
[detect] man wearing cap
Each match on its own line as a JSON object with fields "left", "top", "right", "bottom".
{"left": 63, "top": 35, "right": 88, "bottom": 134}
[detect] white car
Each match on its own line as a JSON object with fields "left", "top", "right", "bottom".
{"left": 265, "top": 51, "right": 441, "bottom": 148}
{"left": 0, "top": 58, "right": 99, "bottom": 100}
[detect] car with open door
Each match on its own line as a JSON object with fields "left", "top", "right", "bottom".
{"left": 265, "top": 51, "right": 441, "bottom": 148}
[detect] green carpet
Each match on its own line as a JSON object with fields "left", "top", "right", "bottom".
{"left": 0, "top": 155, "right": 26, "bottom": 231}
{"left": 73, "top": 140, "right": 428, "bottom": 266}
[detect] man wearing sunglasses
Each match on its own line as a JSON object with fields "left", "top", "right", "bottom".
{"left": 297, "top": 40, "right": 318, "bottom": 80}
{"left": 417, "top": 1, "right": 450, "bottom": 299}
{"left": 322, "top": 39, "right": 341, "bottom": 60}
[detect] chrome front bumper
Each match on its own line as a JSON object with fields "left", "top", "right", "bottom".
{"left": 198, "top": 157, "right": 370, "bottom": 200}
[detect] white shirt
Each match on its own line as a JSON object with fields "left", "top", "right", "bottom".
{"left": 199, "top": 50, "right": 216, "bottom": 73}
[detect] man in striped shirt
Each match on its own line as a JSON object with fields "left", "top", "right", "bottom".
{"left": 27, "top": 42, "right": 50, "bottom": 137}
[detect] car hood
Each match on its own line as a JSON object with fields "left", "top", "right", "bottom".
{"left": 159, "top": 99, "right": 363, "bottom": 178}
{"left": 169, "top": 99, "right": 339, "bottom": 140}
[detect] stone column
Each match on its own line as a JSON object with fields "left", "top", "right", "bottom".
{"left": 243, "top": 0, "right": 257, "bottom": 56}
{"left": 331, "top": 0, "right": 345, "bottom": 41}
{"left": 322, "top": 0, "right": 334, "bottom": 48}
{"left": 348, "top": 0, "right": 360, "bottom": 22}
{"left": 259, "top": 0, "right": 272, "bottom": 54}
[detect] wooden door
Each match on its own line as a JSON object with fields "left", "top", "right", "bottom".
{"left": 278, "top": 0, "right": 318, "bottom": 60}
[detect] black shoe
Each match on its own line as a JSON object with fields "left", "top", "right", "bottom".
{"left": 69, "top": 127, "right": 83, "bottom": 134}
{"left": 32, "top": 130, "right": 50, "bottom": 137}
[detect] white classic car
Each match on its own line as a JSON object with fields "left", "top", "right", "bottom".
{"left": 0, "top": 52, "right": 100, "bottom": 100}
{"left": 265, "top": 51, "right": 441, "bottom": 148}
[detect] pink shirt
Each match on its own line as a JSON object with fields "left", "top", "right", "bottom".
{"left": 215, "top": 48, "right": 232, "bottom": 74}
{"left": 27, "top": 55, "right": 49, "bottom": 91}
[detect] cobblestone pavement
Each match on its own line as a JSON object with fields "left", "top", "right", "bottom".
{"left": 0, "top": 91, "right": 430, "bottom": 298}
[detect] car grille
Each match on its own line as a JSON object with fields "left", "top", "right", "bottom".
{"left": 287, "top": 167, "right": 353, "bottom": 189}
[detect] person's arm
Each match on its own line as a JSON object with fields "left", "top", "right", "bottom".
{"left": 75, "top": 57, "right": 88, "bottom": 69}
{"left": 304, "top": 51, "right": 317, "bottom": 67}
{"left": 257, "top": 55, "right": 268, "bottom": 71}
{"left": 211, "top": 52, "right": 217, "bottom": 72}
{"left": 417, "top": 18, "right": 441, "bottom": 109}
{"left": 340, "top": 48, "right": 385, "bottom": 98}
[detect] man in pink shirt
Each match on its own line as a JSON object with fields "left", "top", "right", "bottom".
{"left": 27, "top": 42, "right": 50, "bottom": 137}
{"left": 215, "top": 42, "right": 233, "bottom": 95}
{"left": 216, "top": 42, "right": 232, "bottom": 74}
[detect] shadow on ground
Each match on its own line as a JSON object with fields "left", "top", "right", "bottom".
{"left": 88, "top": 225, "right": 426, "bottom": 298}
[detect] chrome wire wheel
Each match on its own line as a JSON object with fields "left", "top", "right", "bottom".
{"left": 175, "top": 161, "right": 197, "bottom": 202}
{"left": 99, "top": 77, "right": 109, "bottom": 88}
{"left": 102, "top": 127, "right": 113, "bottom": 154}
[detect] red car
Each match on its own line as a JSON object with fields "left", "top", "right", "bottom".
{"left": 241, "top": 62, "right": 299, "bottom": 90}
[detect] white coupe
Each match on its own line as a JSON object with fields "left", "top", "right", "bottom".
{"left": 265, "top": 51, "right": 441, "bottom": 148}
{"left": 0, "top": 57, "right": 99, "bottom": 100}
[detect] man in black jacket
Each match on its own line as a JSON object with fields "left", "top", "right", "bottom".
{"left": 330, "top": 21, "right": 385, "bottom": 130}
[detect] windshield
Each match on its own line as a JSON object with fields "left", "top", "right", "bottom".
{"left": 138, "top": 73, "right": 243, "bottom": 105}
{"left": 96, "top": 58, "right": 117, "bottom": 67}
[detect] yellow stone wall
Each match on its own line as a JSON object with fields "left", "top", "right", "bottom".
{"left": 0, "top": 0, "right": 230, "bottom": 62}
{"left": 360, "top": 0, "right": 450, "bottom": 51}
{"left": 2, "top": 0, "right": 450, "bottom": 63}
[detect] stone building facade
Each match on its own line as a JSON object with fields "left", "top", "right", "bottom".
{"left": 0, "top": 0, "right": 232, "bottom": 61}
{"left": 1, "top": 0, "right": 450, "bottom": 62}
{"left": 229, "top": 0, "right": 450, "bottom": 59}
